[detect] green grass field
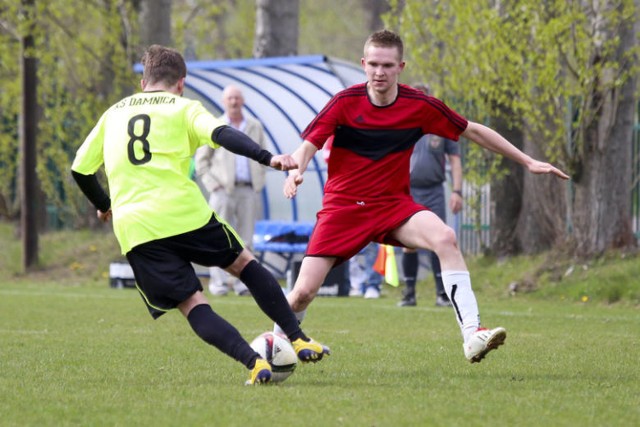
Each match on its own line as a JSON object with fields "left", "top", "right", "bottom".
{"left": 1, "top": 223, "right": 639, "bottom": 426}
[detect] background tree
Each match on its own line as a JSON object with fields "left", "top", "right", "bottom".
{"left": 254, "top": 0, "right": 299, "bottom": 57}
{"left": 490, "top": 112, "right": 525, "bottom": 256}
{"left": 1, "top": 0, "right": 139, "bottom": 230}
{"left": 298, "top": 0, "right": 372, "bottom": 59}
{"left": 361, "top": 0, "right": 391, "bottom": 32}
{"left": 173, "top": 1, "right": 245, "bottom": 59}
{"left": 389, "top": 0, "right": 639, "bottom": 257}
{"left": 20, "top": 0, "right": 39, "bottom": 269}
{"left": 0, "top": 1, "right": 25, "bottom": 221}
{"left": 172, "top": 0, "right": 378, "bottom": 61}
{"left": 570, "top": 1, "right": 639, "bottom": 255}
{"left": 138, "top": 0, "right": 172, "bottom": 48}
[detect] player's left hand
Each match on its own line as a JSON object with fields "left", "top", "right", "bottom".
{"left": 527, "top": 160, "right": 569, "bottom": 180}
{"left": 283, "top": 173, "right": 304, "bottom": 199}
{"left": 97, "top": 209, "right": 112, "bottom": 223}
{"left": 270, "top": 154, "right": 298, "bottom": 171}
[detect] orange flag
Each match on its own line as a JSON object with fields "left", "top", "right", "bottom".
{"left": 373, "top": 244, "right": 386, "bottom": 276}
{"left": 373, "top": 244, "right": 399, "bottom": 287}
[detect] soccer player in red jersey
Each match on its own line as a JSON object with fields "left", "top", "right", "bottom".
{"left": 278, "top": 30, "right": 569, "bottom": 363}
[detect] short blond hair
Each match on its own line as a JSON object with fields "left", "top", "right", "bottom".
{"left": 364, "top": 29, "right": 404, "bottom": 60}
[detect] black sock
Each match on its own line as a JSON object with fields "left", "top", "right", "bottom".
{"left": 240, "top": 260, "right": 307, "bottom": 342}
{"left": 187, "top": 304, "right": 258, "bottom": 369}
{"left": 430, "top": 251, "right": 446, "bottom": 298}
{"left": 402, "top": 251, "right": 418, "bottom": 294}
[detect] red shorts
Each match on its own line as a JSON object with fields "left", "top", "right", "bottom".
{"left": 306, "top": 193, "right": 427, "bottom": 263}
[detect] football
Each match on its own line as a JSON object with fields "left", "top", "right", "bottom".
{"left": 249, "top": 332, "right": 298, "bottom": 382}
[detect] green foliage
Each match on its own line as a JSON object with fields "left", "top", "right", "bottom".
{"left": 299, "top": 0, "right": 371, "bottom": 59}
{"left": 464, "top": 249, "right": 640, "bottom": 306}
{"left": 34, "top": 1, "right": 140, "bottom": 223}
{"left": 0, "top": 0, "right": 139, "bottom": 224}
{"left": 388, "top": 0, "right": 639, "bottom": 183}
{"left": 0, "top": 1, "right": 23, "bottom": 217}
{"left": 0, "top": 1, "right": 249, "bottom": 225}
{"left": 172, "top": 1, "right": 254, "bottom": 60}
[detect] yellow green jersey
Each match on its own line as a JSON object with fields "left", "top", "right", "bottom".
{"left": 72, "top": 91, "right": 224, "bottom": 254}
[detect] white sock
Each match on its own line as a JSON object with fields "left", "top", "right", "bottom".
{"left": 273, "top": 322, "right": 286, "bottom": 336}
{"left": 441, "top": 270, "right": 480, "bottom": 342}
{"left": 273, "top": 309, "right": 307, "bottom": 337}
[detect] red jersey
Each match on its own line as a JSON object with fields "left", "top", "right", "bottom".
{"left": 302, "top": 83, "right": 468, "bottom": 200}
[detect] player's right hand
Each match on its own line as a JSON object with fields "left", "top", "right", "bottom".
{"left": 527, "top": 159, "right": 569, "bottom": 180}
{"left": 283, "top": 174, "right": 304, "bottom": 199}
{"left": 270, "top": 154, "right": 298, "bottom": 171}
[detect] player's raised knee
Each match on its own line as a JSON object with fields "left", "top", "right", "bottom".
{"left": 428, "top": 226, "right": 458, "bottom": 253}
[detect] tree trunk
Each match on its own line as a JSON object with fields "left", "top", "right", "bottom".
{"left": 361, "top": 0, "right": 391, "bottom": 32}
{"left": 139, "top": 0, "right": 172, "bottom": 47}
{"left": 490, "top": 114, "right": 524, "bottom": 256}
{"left": 571, "top": 7, "right": 637, "bottom": 256}
{"left": 253, "top": 0, "right": 299, "bottom": 57}
{"left": 572, "top": 109, "right": 635, "bottom": 255}
{"left": 20, "top": 0, "right": 39, "bottom": 270}
{"left": 490, "top": 107, "right": 568, "bottom": 256}
{"left": 516, "top": 132, "right": 567, "bottom": 253}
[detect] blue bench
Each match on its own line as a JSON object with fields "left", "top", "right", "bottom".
{"left": 252, "top": 220, "right": 315, "bottom": 277}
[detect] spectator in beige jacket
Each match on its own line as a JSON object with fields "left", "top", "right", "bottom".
{"left": 195, "top": 85, "right": 268, "bottom": 296}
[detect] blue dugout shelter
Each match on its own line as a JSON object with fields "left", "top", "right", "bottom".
{"left": 168, "top": 55, "right": 364, "bottom": 222}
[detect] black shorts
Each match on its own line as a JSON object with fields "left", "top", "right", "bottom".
{"left": 126, "top": 213, "right": 244, "bottom": 319}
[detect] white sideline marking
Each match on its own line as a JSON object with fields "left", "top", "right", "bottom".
{"left": 0, "top": 289, "right": 128, "bottom": 299}
{"left": 1, "top": 289, "right": 637, "bottom": 323}
{"left": 0, "top": 329, "right": 48, "bottom": 335}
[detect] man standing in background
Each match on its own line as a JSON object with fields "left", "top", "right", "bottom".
{"left": 399, "top": 84, "right": 464, "bottom": 308}
{"left": 196, "top": 85, "right": 267, "bottom": 296}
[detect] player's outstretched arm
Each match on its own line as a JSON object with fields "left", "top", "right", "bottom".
{"left": 283, "top": 141, "right": 318, "bottom": 199}
{"left": 462, "top": 122, "right": 569, "bottom": 180}
{"left": 211, "top": 125, "right": 274, "bottom": 166}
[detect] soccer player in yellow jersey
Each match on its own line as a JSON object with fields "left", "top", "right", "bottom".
{"left": 71, "top": 45, "right": 329, "bottom": 385}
